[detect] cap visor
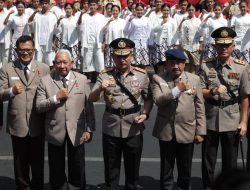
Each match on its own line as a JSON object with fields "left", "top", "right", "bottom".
{"left": 215, "top": 39, "right": 233, "bottom": 44}
{"left": 113, "top": 50, "right": 131, "bottom": 56}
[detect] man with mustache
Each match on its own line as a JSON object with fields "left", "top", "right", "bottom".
{"left": 200, "top": 27, "right": 249, "bottom": 189}
{"left": 151, "top": 49, "right": 206, "bottom": 190}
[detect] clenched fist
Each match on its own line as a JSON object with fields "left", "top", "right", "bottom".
{"left": 12, "top": 83, "right": 23, "bottom": 95}
{"left": 214, "top": 84, "right": 227, "bottom": 94}
{"left": 56, "top": 88, "right": 68, "bottom": 101}
{"left": 177, "top": 81, "right": 187, "bottom": 92}
{"left": 101, "top": 79, "right": 114, "bottom": 90}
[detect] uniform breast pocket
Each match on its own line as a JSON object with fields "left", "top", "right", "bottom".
{"left": 74, "top": 90, "right": 84, "bottom": 94}
{"left": 9, "top": 109, "right": 18, "bottom": 115}
{"left": 229, "top": 104, "right": 240, "bottom": 114}
{"left": 46, "top": 119, "right": 57, "bottom": 129}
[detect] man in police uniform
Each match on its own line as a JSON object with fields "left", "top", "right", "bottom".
{"left": 200, "top": 27, "right": 249, "bottom": 189}
{"left": 241, "top": 66, "right": 250, "bottom": 172}
{"left": 90, "top": 38, "right": 152, "bottom": 190}
{"left": 151, "top": 49, "right": 206, "bottom": 190}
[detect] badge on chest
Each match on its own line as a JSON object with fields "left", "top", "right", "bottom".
{"left": 228, "top": 72, "right": 239, "bottom": 80}
{"left": 130, "top": 76, "right": 140, "bottom": 88}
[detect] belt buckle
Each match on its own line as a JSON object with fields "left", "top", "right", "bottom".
{"left": 120, "top": 108, "right": 126, "bottom": 117}
{"left": 220, "top": 100, "right": 226, "bottom": 108}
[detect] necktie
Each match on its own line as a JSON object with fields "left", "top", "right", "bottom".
{"left": 24, "top": 66, "right": 29, "bottom": 81}
{"left": 62, "top": 78, "right": 68, "bottom": 88}
{"left": 216, "top": 64, "right": 223, "bottom": 74}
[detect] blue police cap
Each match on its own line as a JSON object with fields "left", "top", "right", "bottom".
{"left": 165, "top": 49, "right": 186, "bottom": 61}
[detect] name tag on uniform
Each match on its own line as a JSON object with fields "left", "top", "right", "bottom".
{"left": 228, "top": 72, "right": 239, "bottom": 79}
{"left": 11, "top": 77, "right": 20, "bottom": 80}
{"left": 131, "top": 80, "right": 140, "bottom": 87}
{"left": 208, "top": 72, "right": 216, "bottom": 78}
{"left": 248, "top": 69, "right": 250, "bottom": 81}
{"left": 160, "top": 83, "right": 168, "bottom": 87}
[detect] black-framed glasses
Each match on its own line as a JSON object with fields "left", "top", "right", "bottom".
{"left": 53, "top": 61, "right": 70, "bottom": 65}
{"left": 17, "top": 49, "right": 35, "bottom": 54}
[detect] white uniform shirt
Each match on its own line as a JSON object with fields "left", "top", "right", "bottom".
{"left": 148, "top": 11, "right": 163, "bottom": 27}
{"left": 50, "top": 6, "right": 65, "bottom": 19}
{"left": 105, "top": 18, "right": 126, "bottom": 44}
{"left": 120, "top": 8, "right": 131, "bottom": 20}
{"left": 25, "top": 7, "right": 35, "bottom": 17}
{"left": 124, "top": 16, "right": 151, "bottom": 48}
{"left": 8, "top": 14, "right": 30, "bottom": 44}
{"left": 0, "top": 9, "right": 9, "bottom": 45}
{"left": 202, "top": 16, "right": 227, "bottom": 44}
{"left": 29, "top": 12, "right": 57, "bottom": 51}
{"left": 153, "top": 16, "right": 177, "bottom": 46}
{"left": 79, "top": 13, "right": 106, "bottom": 48}
{"left": 5, "top": 6, "right": 17, "bottom": 15}
{"left": 173, "top": 11, "right": 188, "bottom": 45}
{"left": 56, "top": 15, "right": 78, "bottom": 47}
{"left": 173, "top": 11, "right": 188, "bottom": 27}
{"left": 230, "top": 13, "right": 250, "bottom": 51}
{"left": 180, "top": 17, "right": 202, "bottom": 52}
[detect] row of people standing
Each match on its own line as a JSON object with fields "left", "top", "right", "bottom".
{"left": 89, "top": 26, "right": 250, "bottom": 190}
{"left": 1, "top": 0, "right": 250, "bottom": 74}
{"left": 1, "top": 28, "right": 250, "bottom": 190}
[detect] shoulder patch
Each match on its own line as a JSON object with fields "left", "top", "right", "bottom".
{"left": 101, "top": 67, "right": 114, "bottom": 73}
{"left": 134, "top": 67, "right": 146, "bottom": 73}
{"left": 234, "top": 59, "right": 246, "bottom": 65}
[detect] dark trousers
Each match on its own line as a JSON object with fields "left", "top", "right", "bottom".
{"left": 202, "top": 130, "right": 238, "bottom": 188}
{"left": 0, "top": 102, "right": 3, "bottom": 128}
{"left": 246, "top": 116, "right": 250, "bottom": 171}
{"left": 159, "top": 139, "right": 194, "bottom": 190}
{"left": 11, "top": 135, "right": 44, "bottom": 190}
{"left": 48, "top": 134, "right": 86, "bottom": 190}
{"left": 103, "top": 133, "right": 143, "bottom": 190}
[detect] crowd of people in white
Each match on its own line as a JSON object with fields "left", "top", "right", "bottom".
{"left": 0, "top": 0, "right": 249, "bottom": 80}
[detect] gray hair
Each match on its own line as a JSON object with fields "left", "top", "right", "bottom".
{"left": 55, "top": 49, "right": 73, "bottom": 61}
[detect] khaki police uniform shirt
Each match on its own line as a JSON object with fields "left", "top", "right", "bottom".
{"left": 240, "top": 65, "right": 250, "bottom": 95}
{"left": 92, "top": 66, "right": 150, "bottom": 138}
{"left": 200, "top": 57, "right": 247, "bottom": 132}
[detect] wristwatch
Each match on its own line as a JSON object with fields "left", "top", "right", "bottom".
{"left": 209, "top": 88, "right": 216, "bottom": 96}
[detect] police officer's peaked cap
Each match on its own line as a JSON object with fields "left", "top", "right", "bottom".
{"left": 211, "top": 27, "right": 237, "bottom": 44}
{"left": 165, "top": 49, "right": 186, "bottom": 61}
{"left": 110, "top": 38, "right": 135, "bottom": 56}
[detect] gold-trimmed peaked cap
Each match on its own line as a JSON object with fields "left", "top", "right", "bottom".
{"left": 110, "top": 38, "right": 135, "bottom": 56}
{"left": 211, "top": 27, "right": 237, "bottom": 44}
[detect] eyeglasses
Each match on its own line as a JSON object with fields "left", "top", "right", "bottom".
{"left": 17, "top": 49, "right": 35, "bottom": 54}
{"left": 54, "top": 61, "right": 70, "bottom": 65}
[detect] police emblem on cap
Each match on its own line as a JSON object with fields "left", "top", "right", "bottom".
{"left": 221, "top": 30, "right": 228, "bottom": 38}
{"left": 118, "top": 40, "right": 126, "bottom": 48}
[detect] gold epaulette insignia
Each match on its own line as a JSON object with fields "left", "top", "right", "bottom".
{"left": 101, "top": 67, "right": 114, "bottom": 73}
{"left": 234, "top": 59, "right": 246, "bottom": 65}
{"left": 134, "top": 67, "right": 146, "bottom": 73}
{"left": 202, "top": 58, "right": 215, "bottom": 64}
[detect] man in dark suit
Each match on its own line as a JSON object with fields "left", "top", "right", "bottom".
{"left": 36, "top": 49, "right": 96, "bottom": 190}
{"left": 0, "top": 35, "right": 50, "bottom": 190}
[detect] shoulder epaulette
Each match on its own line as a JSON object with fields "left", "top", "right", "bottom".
{"left": 101, "top": 67, "right": 114, "bottom": 74}
{"left": 234, "top": 59, "right": 246, "bottom": 65}
{"left": 202, "top": 58, "right": 215, "bottom": 64}
{"left": 134, "top": 67, "right": 146, "bottom": 73}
